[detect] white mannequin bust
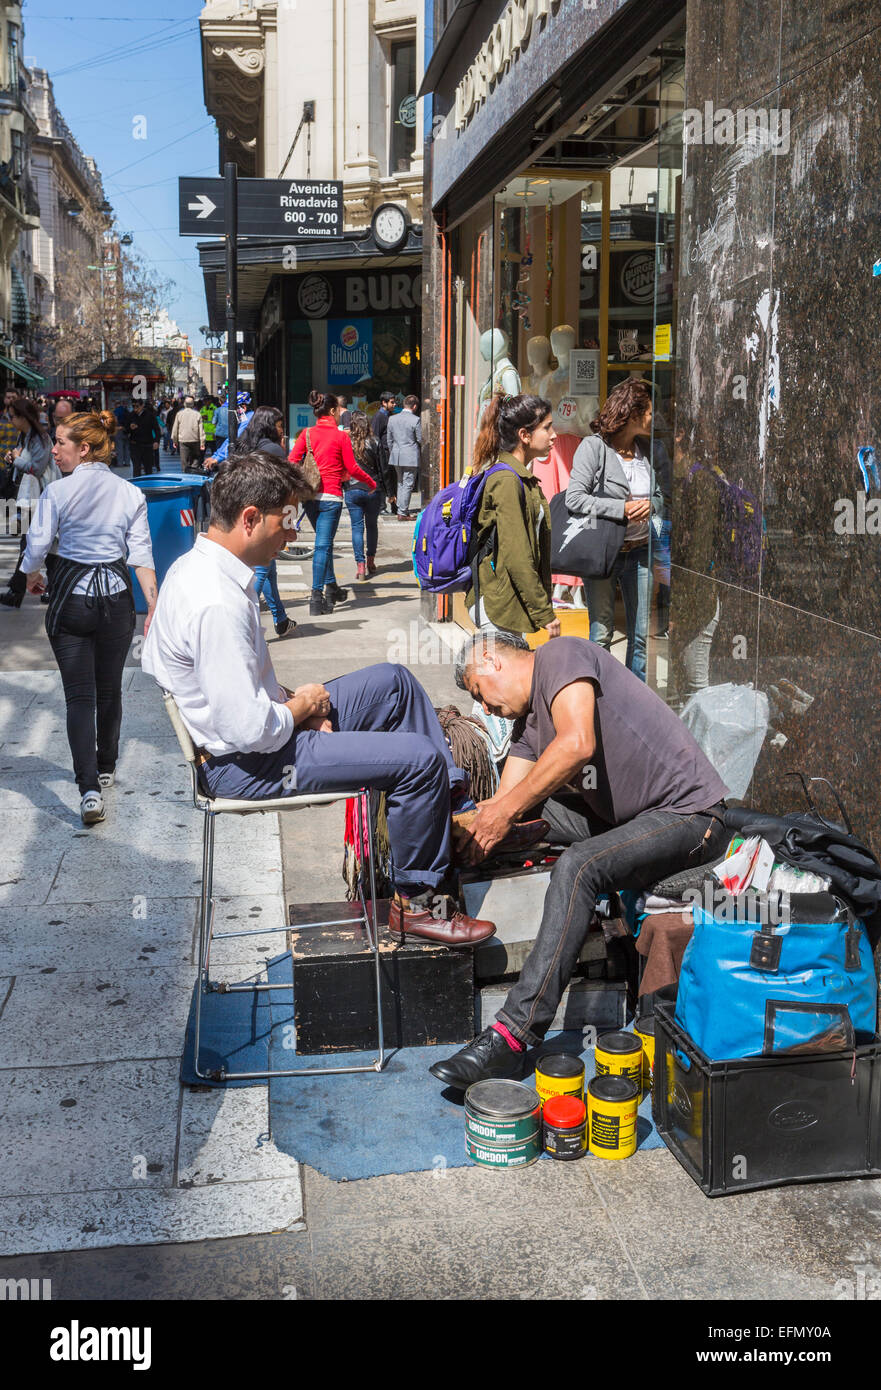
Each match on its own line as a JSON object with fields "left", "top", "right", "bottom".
{"left": 477, "top": 328, "right": 521, "bottom": 423}
{"left": 524, "top": 335, "right": 553, "bottom": 398}
{"left": 545, "top": 325, "right": 576, "bottom": 408}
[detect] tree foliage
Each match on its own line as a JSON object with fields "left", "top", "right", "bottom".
{"left": 41, "top": 245, "right": 173, "bottom": 380}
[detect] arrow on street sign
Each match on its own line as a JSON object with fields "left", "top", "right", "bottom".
{"left": 187, "top": 193, "right": 216, "bottom": 220}
{"left": 178, "top": 176, "right": 344, "bottom": 238}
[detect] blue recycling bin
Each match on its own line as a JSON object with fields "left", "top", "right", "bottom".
{"left": 130, "top": 475, "right": 211, "bottom": 613}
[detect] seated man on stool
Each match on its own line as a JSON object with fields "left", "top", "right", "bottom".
{"left": 142, "top": 452, "right": 495, "bottom": 948}
{"left": 430, "top": 631, "right": 730, "bottom": 1087}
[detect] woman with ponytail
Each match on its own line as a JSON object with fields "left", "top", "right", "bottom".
{"left": 19, "top": 410, "right": 157, "bottom": 826}
{"left": 466, "top": 391, "right": 560, "bottom": 638}
{"left": 289, "top": 389, "right": 376, "bottom": 617}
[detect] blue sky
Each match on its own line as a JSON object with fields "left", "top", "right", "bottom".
{"left": 23, "top": 1, "right": 218, "bottom": 353}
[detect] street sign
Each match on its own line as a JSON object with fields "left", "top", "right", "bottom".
{"left": 178, "top": 177, "right": 343, "bottom": 238}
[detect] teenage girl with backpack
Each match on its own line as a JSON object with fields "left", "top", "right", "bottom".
{"left": 466, "top": 391, "right": 560, "bottom": 638}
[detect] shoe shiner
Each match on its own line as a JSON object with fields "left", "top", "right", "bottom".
{"left": 430, "top": 631, "right": 730, "bottom": 1088}
{"left": 142, "top": 452, "right": 495, "bottom": 947}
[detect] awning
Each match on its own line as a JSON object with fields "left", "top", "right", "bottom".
{"left": 0, "top": 353, "right": 45, "bottom": 388}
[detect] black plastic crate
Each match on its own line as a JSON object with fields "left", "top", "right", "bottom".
{"left": 652, "top": 1000, "right": 881, "bottom": 1197}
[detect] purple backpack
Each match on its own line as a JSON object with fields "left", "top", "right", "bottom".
{"left": 412, "top": 463, "right": 523, "bottom": 593}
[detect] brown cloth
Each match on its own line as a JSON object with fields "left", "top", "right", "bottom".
{"left": 636, "top": 910, "right": 695, "bottom": 996}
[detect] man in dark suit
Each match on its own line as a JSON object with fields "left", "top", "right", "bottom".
{"left": 371, "top": 391, "right": 397, "bottom": 512}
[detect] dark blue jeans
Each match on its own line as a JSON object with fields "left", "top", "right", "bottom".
{"left": 201, "top": 663, "right": 468, "bottom": 893}
{"left": 253, "top": 560, "right": 287, "bottom": 624}
{"left": 497, "top": 794, "right": 728, "bottom": 1045}
{"left": 303, "top": 497, "right": 342, "bottom": 589}
{"left": 586, "top": 543, "right": 651, "bottom": 682}
{"left": 344, "top": 486, "right": 383, "bottom": 565}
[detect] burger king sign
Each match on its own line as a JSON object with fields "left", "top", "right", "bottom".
{"left": 328, "top": 319, "right": 374, "bottom": 385}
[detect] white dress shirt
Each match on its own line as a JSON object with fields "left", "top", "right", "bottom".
{"left": 21, "top": 460, "right": 154, "bottom": 594}
{"left": 141, "top": 534, "right": 294, "bottom": 757}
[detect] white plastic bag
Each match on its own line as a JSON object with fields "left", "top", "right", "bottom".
{"left": 679, "top": 682, "right": 769, "bottom": 799}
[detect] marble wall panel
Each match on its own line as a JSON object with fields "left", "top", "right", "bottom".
{"left": 779, "top": 0, "right": 876, "bottom": 87}
{"left": 685, "top": 0, "right": 783, "bottom": 110}
{"left": 752, "top": 597, "right": 881, "bottom": 858}
{"left": 761, "top": 28, "right": 881, "bottom": 635}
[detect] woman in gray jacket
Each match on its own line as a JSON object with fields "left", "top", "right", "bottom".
{"left": 386, "top": 394, "right": 422, "bottom": 520}
{"left": 565, "top": 378, "right": 661, "bottom": 681}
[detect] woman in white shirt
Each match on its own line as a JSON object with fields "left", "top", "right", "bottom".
{"left": 20, "top": 411, "right": 158, "bottom": 826}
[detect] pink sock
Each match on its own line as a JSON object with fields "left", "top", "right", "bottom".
{"left": 491, "top": 1021, "right": 525, "bottom": 1053}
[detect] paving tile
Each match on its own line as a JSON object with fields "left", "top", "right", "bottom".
{"left": 0, "top": 1230, "right": 313, "bottom": 1300}
{"left": 177, "top": 1085, "right": 298, "bottom": 1187}
{"left": 302, "top": 1152, "right": 593, "bottom": 1229}
{"left": 586, "top": 1145, "right": 881, "bottom": 1299}
{"left": 0, "top": 898, "right": 197, "bottom": 974}
{"left": 309, "top": 1211, "right": 641, "bottom": 1300}
{"left": 0, "top": 966, "right": 194, "bottom": 1067}
{"left": 0, "top": 1177, "right": 305, "bottom": 1255}
{"left": 44, "top": 836, "right": 282, "bottom": 904}
{"left": 0, "top": 1060, "right": 181, "bottom": 1197}
{"left": 202, "top": 894, "right": 289, "bottom": 969}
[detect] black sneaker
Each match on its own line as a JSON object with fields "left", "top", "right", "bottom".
{"left": 429, "top": 1026, "right": 528, "bottom": 1090}
{"left": 274, "top": 617, "right": 295, "bottom": 637}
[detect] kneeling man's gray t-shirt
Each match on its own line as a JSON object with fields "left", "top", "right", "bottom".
{"left": 509, "top": 637, "right": 728, "bottom": 826}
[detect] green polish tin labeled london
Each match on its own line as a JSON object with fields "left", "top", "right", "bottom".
{"left": 464, "top": 1079, "right": 542, "bottom": 1147}
{"left": 465, "top": 1132, "right": 541, "bottom": 1170}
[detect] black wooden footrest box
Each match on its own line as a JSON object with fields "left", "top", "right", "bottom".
{"left": 289, "top": 900, "right": 475, "bottom": 1054}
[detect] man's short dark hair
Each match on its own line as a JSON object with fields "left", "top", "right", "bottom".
{"left": 209, "top": 452, "right": 312, "bottom": 531}
{"left": 381, "top": 391, "right": 396, "bottom": 405}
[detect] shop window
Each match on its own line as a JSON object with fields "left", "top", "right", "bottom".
{"left": 389, "top": 39, "right": 417, "bottom": 174}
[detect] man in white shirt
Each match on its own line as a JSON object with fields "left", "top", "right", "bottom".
{"left": 142, "top": 451, "right": 495, "bottom": 948}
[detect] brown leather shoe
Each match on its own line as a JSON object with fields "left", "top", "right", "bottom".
{"left": 451, "top": 814, "right": 549, "bottom": 863}
{"left": 388, "top": 892, "right": 496, "bottom": 948}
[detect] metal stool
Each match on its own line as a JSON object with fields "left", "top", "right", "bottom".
{"left": 163, "top": 692, "right": 386, "bottom": 1081}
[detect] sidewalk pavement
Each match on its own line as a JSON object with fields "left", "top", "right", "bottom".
{"left": 1, "top": 466, "right": 880, "bottom": 1298}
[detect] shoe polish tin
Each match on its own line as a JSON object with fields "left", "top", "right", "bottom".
{"left": 464, "top": 1079, "right": 541, "bottom": 1153}
{"left": 542, "top": 1094, "right": 587, "bottom": 1160}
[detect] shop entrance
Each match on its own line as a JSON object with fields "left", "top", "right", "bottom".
{"left": 443, "top": 30, "right": 685, "bottom": 697}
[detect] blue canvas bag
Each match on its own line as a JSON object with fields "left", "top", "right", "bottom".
{"left": 675, "top": 891, "right": 878, "bottom": 1060}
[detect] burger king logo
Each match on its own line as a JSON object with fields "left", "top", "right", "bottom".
{"left": 341, "top": 324, "right": 359, "bottom": 348}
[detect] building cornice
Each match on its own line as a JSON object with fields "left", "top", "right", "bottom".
{"left": 200, "top": 4, "right": 275, "bottom": 175}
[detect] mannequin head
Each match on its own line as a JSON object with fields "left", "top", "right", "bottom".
{"left": 526, "top": 335, "right": 551, "bottom": 370}
{"left": 550, "top": 324, "right": 576, "bottom": 366}
{"left": 479, "top": 328, "right": 511, "bottom": 363}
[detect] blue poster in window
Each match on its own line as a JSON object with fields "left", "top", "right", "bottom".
{"left": 327, "top": 319, "right": 373, "bottom": 385}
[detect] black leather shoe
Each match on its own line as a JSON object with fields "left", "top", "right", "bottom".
{"left": 0, "top": 590, "right": 23, "bottom": 609}
{"left": 324, "top": 581, "right": 348, "bottom": 604}
{"left": 429, "top": 1026, "right": 528, "bottom": 1090}
{"left": 309, "top": 589, "right": 330, "bottom": 616}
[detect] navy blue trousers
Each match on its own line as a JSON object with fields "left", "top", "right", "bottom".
{"left": 201, "top": 663, "right": 465, "bottom": 892}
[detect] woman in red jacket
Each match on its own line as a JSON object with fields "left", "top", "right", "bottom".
{"left": 290, "top": 389, "right": 376, "bottom": 616}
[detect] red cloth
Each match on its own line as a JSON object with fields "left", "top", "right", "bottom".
{"left": 532, "top": 434, "right": 583, "bottom": 589}
{"left": 289, "top": 415, "right": 376, "bottom": 498}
